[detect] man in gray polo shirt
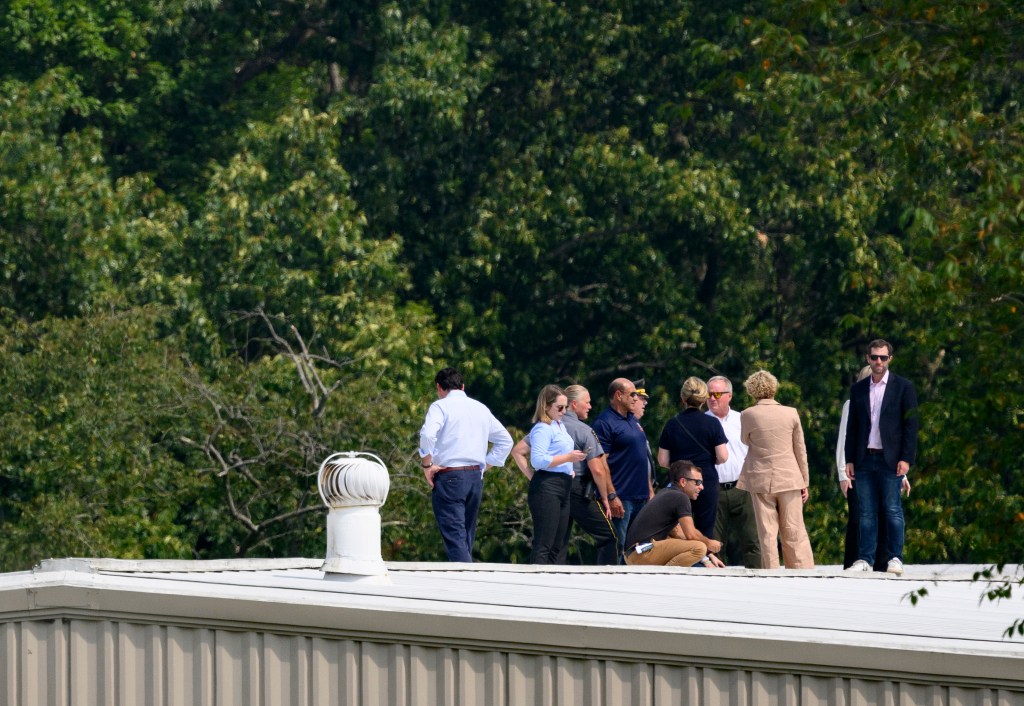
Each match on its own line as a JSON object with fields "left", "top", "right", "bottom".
{"left": 512, "top": 384, "right": 622, "bottom": 564}
{"left": 706, "top": 375, "right": 760, "bottom": 568}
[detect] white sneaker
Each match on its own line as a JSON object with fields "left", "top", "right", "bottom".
{"left": 886, "top": 558, "right": 904, "bottom": 576}
{"left": 846, "top": 560, "right": 871, "bottom": 572}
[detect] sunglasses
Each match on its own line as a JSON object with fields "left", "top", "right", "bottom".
{"left": 868, "top": 354, "right": 891, "bottom": 362}
{"left": 708, "top": 391, "right": 729, "bottom": 399}
{"left": 682, "top": 477, "right": 704, "bottom": 486}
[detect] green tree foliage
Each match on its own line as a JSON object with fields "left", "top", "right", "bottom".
{"left": 0, "top": 71, "right": 180, "bottom": 319}
{"left": 0, "top": 308, "right": 201, "bottom": 570}
{"left": 0, "top": 0, "right": 1021, "bottom": 571}
{"left": 176, "top": 309, "right": 436, "bottom": 559}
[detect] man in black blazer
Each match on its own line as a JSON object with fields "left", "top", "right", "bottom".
{"left": 844, "top": 339, "right": 919, "bottom": 575}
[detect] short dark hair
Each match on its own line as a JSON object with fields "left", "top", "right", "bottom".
{"left": 608, "top": 379, "right": 627, "bottom": 399}
{"left": 669, "top": 460, "right": 700, "bottom": 485}
{"left": 434, "top": 367, "right": 464, "bottom": 392}
{"left": 867, "top": 339, "right": 893, "bottom": 356}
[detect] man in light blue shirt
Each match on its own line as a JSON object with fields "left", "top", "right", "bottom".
{"left": 419, "top": 367, "right": 513, "bottom": 562}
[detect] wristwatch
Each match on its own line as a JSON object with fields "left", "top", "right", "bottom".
{"left": 607, "top": 492, "right": 618, "bottom": 501}
{"left": 421, "top": 461, "right": 432, "bottom": 468}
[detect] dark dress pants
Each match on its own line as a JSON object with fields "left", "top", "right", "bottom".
{"left": 528, "top": 471, "right": 573, "bottom": 564}
{"left": 556, "top": 476, "right": 618, "bottom": 565}
{"left": 689, "top": 467, "right": 720, "bottom": 538}
{"left": 431, "top": 469, "right": 483, "bottom": 562}
{"left": 714, "top": 485, "right": 762, "bottom": 569}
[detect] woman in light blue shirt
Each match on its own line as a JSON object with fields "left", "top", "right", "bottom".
{"left": 527, "top": 384, "right": 586, "bottom": 563}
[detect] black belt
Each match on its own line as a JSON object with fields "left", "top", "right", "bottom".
{"left": 866, "top": 448, "right": 884, "bottom": 455}
{"left": 720, "top": 481, "right": 737, "bottom": 490}
{"left": 437, "top": 465, "right": 482, "bottom": 473}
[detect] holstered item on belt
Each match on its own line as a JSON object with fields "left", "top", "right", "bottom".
{"left": 573, "top": 474, "right": 597, "bottom": 499}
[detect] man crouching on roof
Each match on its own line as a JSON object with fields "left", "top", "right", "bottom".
{"left": 623, "top": 461, "right": 725, "bottom": 568}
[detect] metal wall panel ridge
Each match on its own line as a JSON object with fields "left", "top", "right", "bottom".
{"left": 0, "top": 617, "right": 1021, "bottom": 706}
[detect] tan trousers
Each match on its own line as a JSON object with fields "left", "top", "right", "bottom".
{"left": 625, "top": 538, "right": 706, "bottom": 567}
{"left": 750, "top": 489, "right": 815, "bottom": 569}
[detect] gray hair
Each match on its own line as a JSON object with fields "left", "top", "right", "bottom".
{"left": 706, "top": 375, "right": 733, "bottom": 393}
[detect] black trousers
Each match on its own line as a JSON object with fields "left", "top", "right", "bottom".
{"left": 844, "top": 480, "right": 889, "bottom": 571}
{"left": 556, "top": 476, "right": 619, "bottom": 565}
{"left": 528, "top": 471, "right": 573, "bottom": 564}
{"left": 689, "top": 467, "right": 720, "bottom": 538}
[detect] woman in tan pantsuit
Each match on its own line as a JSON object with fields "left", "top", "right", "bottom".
{"left": 736, "top": 371, "right": 815, "bottom": 569}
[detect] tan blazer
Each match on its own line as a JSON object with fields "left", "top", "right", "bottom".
{"left": 737, "top": 399, "right": 809, "bottom": 494}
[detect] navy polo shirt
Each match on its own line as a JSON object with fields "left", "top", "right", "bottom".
{"left": 592, "top": 407, "right": 650, "bottom": 501}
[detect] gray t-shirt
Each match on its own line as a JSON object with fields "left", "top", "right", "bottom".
{"left": 522, "top": 411, "right": 604, "bottom": 477}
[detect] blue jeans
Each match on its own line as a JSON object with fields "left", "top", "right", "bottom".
{"left": 854, "top": 454, "right": 905, "bottom": 565}
{"left": 432, "top": 470, "right": 483, "bottom": 562}
{"left": 612, "top": 498, "right": 648, "bottom": 564}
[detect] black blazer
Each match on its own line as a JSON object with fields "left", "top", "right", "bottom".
{"left": 844, "top": 373, "right": 919, "bottom": 471}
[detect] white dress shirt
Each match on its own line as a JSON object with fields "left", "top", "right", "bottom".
{"left": 418, "top": 390, "right": 513, "bottom": 470}
{"left": 706, "top": 408, "right": 748, "bottom": 484}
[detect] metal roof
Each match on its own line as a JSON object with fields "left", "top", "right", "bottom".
{"left": 2, "top": 559, "right": 1022, "bottom": 689}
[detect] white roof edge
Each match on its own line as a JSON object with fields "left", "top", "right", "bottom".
{"left": 33, "top": 557, "right": 1021, "bottom": 583}
{"left": 35, "top": 557, "right": 324, "bottom": 574}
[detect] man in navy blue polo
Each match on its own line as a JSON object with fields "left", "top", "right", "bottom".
{"left": 592, "top": 378, "right": 655, "bottom": 563}
{"left": 419, "top": 367, "right": 513, "bottom": 562}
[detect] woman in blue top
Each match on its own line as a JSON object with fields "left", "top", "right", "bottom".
{"left": 526, "top": 384, "right": 587, "bottom": 564}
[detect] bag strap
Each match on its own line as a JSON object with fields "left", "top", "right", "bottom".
{"left": 672, "top": 414, "right": 714, "bottom": 459}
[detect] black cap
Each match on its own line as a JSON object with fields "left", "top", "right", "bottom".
{"left": 632, "top": 378, "right": 649, "bottom": 400}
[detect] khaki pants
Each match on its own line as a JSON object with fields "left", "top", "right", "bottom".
{"left": 750, "top": 489, "right": 815, "bottom": 569}
{"left": 624, "top": 538, "right": 706, "bottom": 567}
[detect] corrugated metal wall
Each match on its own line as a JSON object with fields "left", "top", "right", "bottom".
{"left": 0, "top": 618, "right": 1019, "bottom": 706}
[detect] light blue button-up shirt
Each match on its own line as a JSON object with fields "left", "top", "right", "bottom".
{"left": 529, "top": 420, "right": 575, "bottom": 475}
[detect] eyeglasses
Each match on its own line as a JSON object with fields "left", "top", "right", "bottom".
{"left": 708, "top": 391, "right": 729, "bottom": 399}
{"left": 868, "top": 354, "right": 891, "bottom": 362}
{"left": 555, "top": 404, "right": 567, "bottom": 412}
{"left": 682, "top": 477, "right": 704, "bottom": 486}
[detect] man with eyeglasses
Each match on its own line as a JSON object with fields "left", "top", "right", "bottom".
{"left": 419, "top": 367, "right": 514, "bottom": 562}
{"left": 705, "top": 376, "right": 761, "bottom": 569}
{"left": 630, "top": 378, "right": 660, "bottom": 489}
{"left": 844, "top": 339, "right": 919, "bottom": 576}
{"left": 592, "top": 378, "right": 655, "bottom": 562}
{"left": 624, "top": 461, "right": 725, "bottom": 567}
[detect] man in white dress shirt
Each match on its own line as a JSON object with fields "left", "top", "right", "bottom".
{"left": 706, "top": 375, "right": 760, "bottom": 568}
{"left": 419, "top": 367, "right": 513, "bottom": 562}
